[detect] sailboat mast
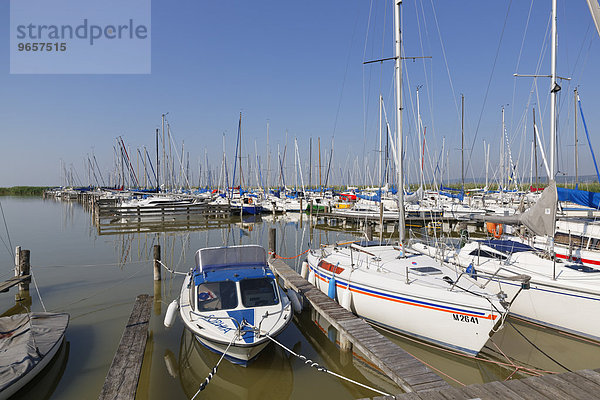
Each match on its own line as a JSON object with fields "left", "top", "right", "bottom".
{"left": 533, "top": 108, "right": 538, "bottom": 187}
{"left": 574, "top": 88, "right": 579, "bottom": 185}
{"left": 461, "top": 94, "right": 465, "bottom": 192}
{"left": 550, "top": 0, "right": 558, "bottom": 179}
{"left": 379, "top": 94, "right": 383, "bottom": 187}
{"left": 394, "top": 0, "right": 405, "bottom": 244}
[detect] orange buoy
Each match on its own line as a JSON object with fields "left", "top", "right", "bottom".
{"left": 486, "top": 222, "right": 503, "bottom": 239}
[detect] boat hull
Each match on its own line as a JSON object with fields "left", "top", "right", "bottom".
{"left": 307, "top": 249, "right": 502, "bottom": 355}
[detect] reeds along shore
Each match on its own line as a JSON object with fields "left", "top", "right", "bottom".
{"left": 0, "top": 187, "right": 50, "bottom": 196}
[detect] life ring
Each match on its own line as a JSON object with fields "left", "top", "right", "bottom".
{"left": 486, "top": 222, "right": 503, "bottom": 239}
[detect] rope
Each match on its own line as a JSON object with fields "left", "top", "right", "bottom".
{"left": 264, "top": 332, "right": 391, "bottom": 397}
{"left": 30, "top": 269, "right": 47, "bottom": 312}
{"left": 50, "top": 260, "right": 148, "bottom": 312}
{"left": 272, "top": 248, "right": 310, "bottom": 260}
{"left": 507, "top": 320, "right": 572, "bottom": 372}
{"left": 0, "top": 199, "right": 13, "bottom": 262}
{"left": 190, "top": 328, "right": 241, "bottom": 398}
{"left": 32, "top": 259, "right": 151, "bottom": 268}
{"left": 374, "top": 323, "right": 556, "bottom": 377}
{"left": 156, "top": 259, "right": 187, "bottom": 275}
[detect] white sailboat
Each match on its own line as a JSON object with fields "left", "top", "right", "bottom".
{"left": 305, "top": 0, "right": 516, "bottom": 356}
{"left": 446, "top": 0, "right": 600, "bottom": 342}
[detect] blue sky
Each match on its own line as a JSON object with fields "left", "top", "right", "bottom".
{"left": 1, "top": 1, "right": 599, "bottom": 187}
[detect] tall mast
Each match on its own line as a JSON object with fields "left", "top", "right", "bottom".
{"left": 501, "top": 106, "right": 505, "bottom": 189}
{"left": 266, "top": 121, "right": 270, "bottom": 190}
{"left": 155, "top": 128, "right": 159, "bottom": 190}
{"left": 417, "top": 87, "right": 423, "bottom": 189}
{"left": 394, "top": 0, "right": 405, "bottom": 244}
{"left": 533, "top": 108, "right": 538, "bottom": 187}
{"left": 318, "top": 137, "right": 322, "bottom": 190}
{"left": 574, "top": 88, "right": 579, "bottom": 186}
{"left": 309, "top": 137, "right": 312, "bottom": 189}
{"left": 549, "top": 0, "right": 558, "bottom": 180}
{"left": 461, "top": 94, "right": 465, "bottom": 192}
{"left": 379, "top": 94, "right": 383, "bottom": 187}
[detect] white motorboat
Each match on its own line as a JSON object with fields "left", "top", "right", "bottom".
{"left": 166, "top": 245, "right": 293, "bottom": 366}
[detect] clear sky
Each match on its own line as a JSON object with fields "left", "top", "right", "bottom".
{"left": 1, "top": 1, "right": 598, "bottom": 187}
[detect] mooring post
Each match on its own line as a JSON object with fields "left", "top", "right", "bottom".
{"left": 18, "top": 249, "right": 31, "bottom": 292}
{"left": 153, "top": 245, "right": 161, "bottom": 281}
{"left": 14, "top": 246, "right": 21, "bottom": 273}
{"left": 269, "top": 228, "right": 277, "bottom": 256}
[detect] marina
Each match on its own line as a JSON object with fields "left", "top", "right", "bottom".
{"left": 2, "top": 196, "right": 600, "bottom": 398}
{"left": 2, "top": 0, "right": 600, "bottom": 399}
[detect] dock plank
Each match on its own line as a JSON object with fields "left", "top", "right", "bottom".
{"left": 575, "top": 369, "right": 600, "bottom": 387}
{"left": 502, "top": 378, "right": 548, "bottom": 400}
{"left": 98, "top": 294, "right": 152, "bottom": 400}
{"left": 538, "top": 373, "right": 599, "bottom": 399}
{"left": 519, "top": 375, "right": 569, "bottom": 399}
{"left": 481, "top": 381, "right": 526, "bottom": 400}
{"left": 0, "top": 275, "right": 31, "bottom": 292}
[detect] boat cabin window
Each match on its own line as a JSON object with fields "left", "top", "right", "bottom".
{"left": 240, "top": 278, "right": 279, "bottom": 307}
{"left": 196, "top": 281, "right": 238, "bottom": 311}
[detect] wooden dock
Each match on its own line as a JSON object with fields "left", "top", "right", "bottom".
{"left": 0, "top": 275, "right": 31, "bottom": 293}
{"left": 98, "top": 294, "right": 152, "bottom": 400}
{"left": 366, "top": 369, "right": 600, "bottom": 399}
{"left": 268, "top": 256, "right": 450, "bottom": 393}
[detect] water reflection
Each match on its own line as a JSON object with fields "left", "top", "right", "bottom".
{"left": 174, "top": 328, "right": 293, "bottom": 400}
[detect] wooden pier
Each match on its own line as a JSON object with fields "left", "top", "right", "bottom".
{"left": 370, "top": 369, "right": 600, "bottom": 399}
{"left": 98, "top": 294, "right": 152, "bottom": 400}
{"left": 0, "top": 275, "right": 31, "bottom": 293}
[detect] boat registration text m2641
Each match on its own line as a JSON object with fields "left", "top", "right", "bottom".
{"left": 453, "top": 314, "right": 479, "bottom": 324}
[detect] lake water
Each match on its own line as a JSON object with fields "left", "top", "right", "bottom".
{"left": 1, "top": 196, "right": 599, "bottom": 399}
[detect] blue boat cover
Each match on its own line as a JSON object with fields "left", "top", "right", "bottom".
{"left": 439, "top": 191, "right": 464, "bottom": 201}
{"left": 557, "top": 187, "right": 600, "bottom": 210}
{"left": 479, "top": 239, "right": 535, "bottom": 254}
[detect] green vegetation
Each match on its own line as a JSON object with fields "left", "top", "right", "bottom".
{"left": 0, "top": 186, "right": 50, "bottom": 196}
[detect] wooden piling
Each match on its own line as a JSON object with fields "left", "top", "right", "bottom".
{"left": 14, "top": 245, "right": 20, "bottom": 271}
{"left": 153, "top": 245, "right": 161, "bottom": 281}
{"left": 269, "top": 228, "right": 277, "bottom": 255}
{"left": 18, "top": 249, "right": 31, "bottom": 291}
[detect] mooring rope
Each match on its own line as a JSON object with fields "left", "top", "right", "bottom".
{"left": 156, "top": 259, "right": 187, "bottom": 276}
{"left": 272, "top": 248, "right": 310, "bottom": 260}
{"left": 30, "top": 268, "right": 47, "bottom": 312}
{"left": 263, "top": 332, "right": 391, "bottom": 397}
{"left": 190, "top": 328, "right": 241, "bottom": 399}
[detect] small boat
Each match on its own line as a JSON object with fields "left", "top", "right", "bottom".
{"left": 166, "top": 245, "right": 293, "bottom": 366}
{"left": 0, "top": 312, "right": 69, "bottom": 400}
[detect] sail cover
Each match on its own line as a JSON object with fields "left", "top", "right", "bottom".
{"left": 519, "top": 180, "right": 557, "bottom": 237}
{"left": 587, "top": 0, "right": 600, "bottom": 39}
{"left": 557, "top": 186, "right": 600, "bottom": 210}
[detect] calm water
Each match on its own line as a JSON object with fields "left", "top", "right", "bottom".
{"left": 1, "top": 196, "right": 600, "bottom": 399}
